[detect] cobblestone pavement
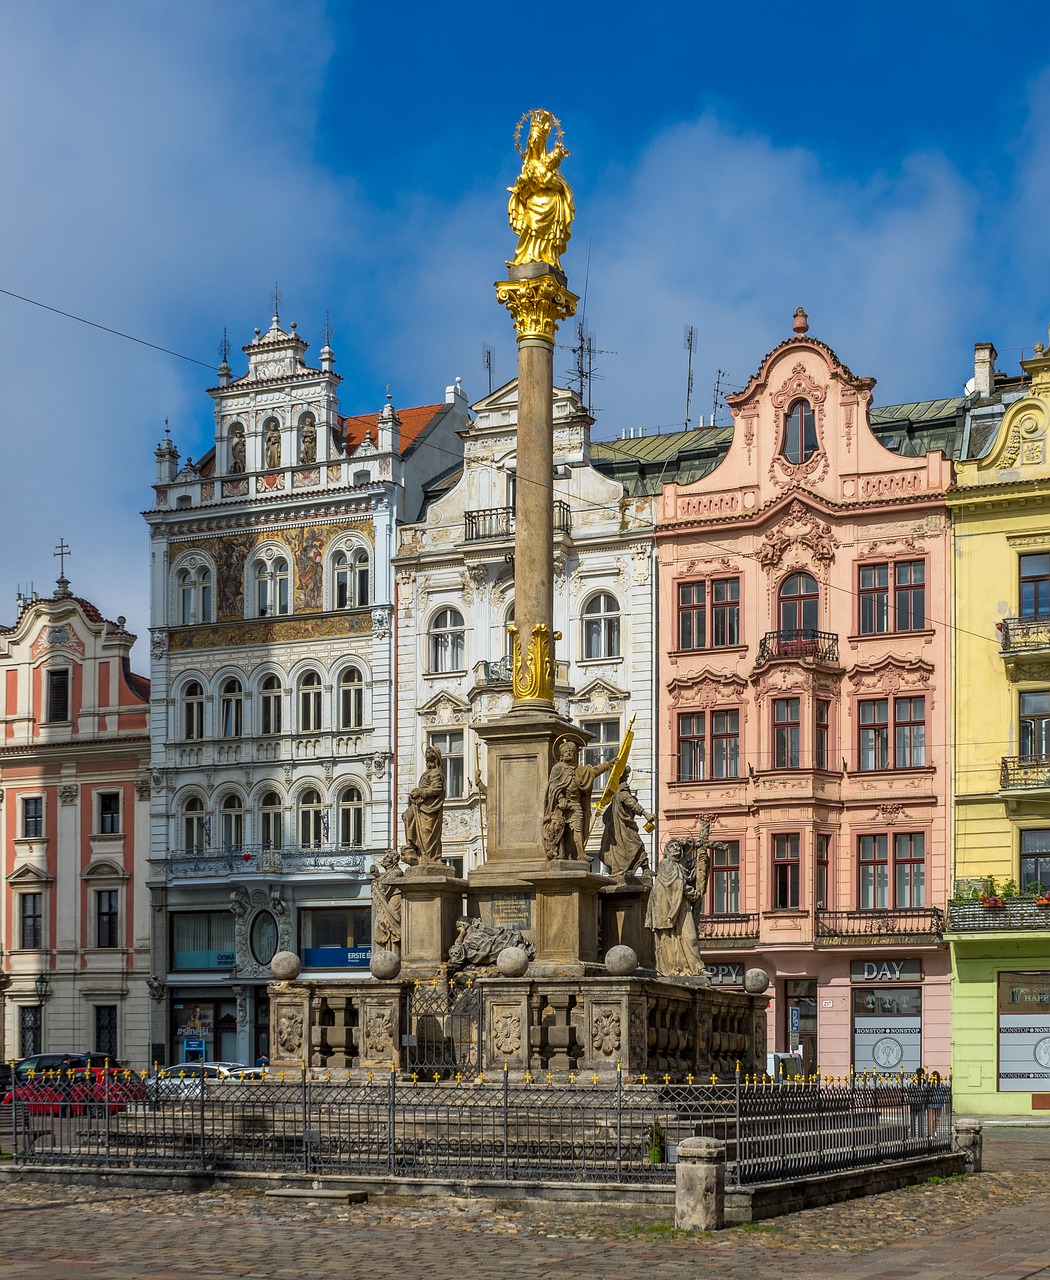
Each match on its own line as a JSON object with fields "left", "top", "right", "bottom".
{"left": 1, "top": 1128, "right": 1049, "bottom": 1280}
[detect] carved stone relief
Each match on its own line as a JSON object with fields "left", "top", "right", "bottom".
{"left": 493, "top": 1010, "right": 522, "bottom": 1056}
{"left": 591, "top": 1007, "right": 622, "bottom": 1057}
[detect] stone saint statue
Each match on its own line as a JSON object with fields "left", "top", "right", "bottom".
{"left": 370, "top": 849, "right": 403, "bottom": 952}
{"left": 645, "top": 837, "right": 709, "bottom": 980}
{"left": 265, "top": 423, "right": 281, "bottom": 469}
{"left": 229, "top": 427, "right": 246, "bottom": 474}
{"left": 542, "top": 739, "right": 614, "bottom": 862}
{"left": 300, "top": 419, "right": 317, "bottom": 464}
{"left": 507, "top": 109, "right": 575, "bottom": 272}
{"left": 402, "top": 744, "right": 445, "bottom": 865}
{"left": 598, "top": 765, "right": 655, "bottom": 880}
{"left": 446, "top": 917, "right": 535, "bottom": 974}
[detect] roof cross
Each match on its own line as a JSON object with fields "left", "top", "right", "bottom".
{"left": 53, "top": 538, "right": 71, "bottom": 577}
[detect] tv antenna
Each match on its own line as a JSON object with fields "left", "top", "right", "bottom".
{"left": 684, "top": 325, "right": 697, "bottom": 428}
{"left": 711, "top": 369, "right": 729, "bottom": 427}
{"left": 561, "top": 321, "right": 615, "bottom": 415}
{"left": 482, "top": 344, "right": 495, "bottom": 396}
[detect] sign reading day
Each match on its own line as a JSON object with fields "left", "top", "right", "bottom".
{"left": 998, "top": 971, "right": 1050, "bottom": 1092}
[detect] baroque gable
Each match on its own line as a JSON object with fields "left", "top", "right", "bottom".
{"left": 568, "top": 677, "right": 630, "bottom": 717}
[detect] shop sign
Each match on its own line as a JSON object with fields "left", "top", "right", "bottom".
{"left": 850, "top": 959, "right": 921, "bottom": 982}
{"left": 707, "top": 963, "right": 744, "bottom": 986}
{"left": 852, "top": 987, "right": 921, "bottom": 1074}
{"left": 998, "top": 972, "right": 1050, "bottom": 1092}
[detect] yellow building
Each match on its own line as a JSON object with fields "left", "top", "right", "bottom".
{"left": 948, "top": 340, "right": 1050, "bottom": 1115}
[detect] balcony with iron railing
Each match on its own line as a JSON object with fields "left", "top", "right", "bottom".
{"left": 999, "top": 615, "right": 1050, "bottom": 677}
{"left": 1000, "top": 755, "right": 1050, "bottom": 792}
{"left": 463, "top": 501, "right": 571, "bottom": 542}
{"left": 947, "top": 896, "right": 1050, "bottom": 933}
{"left": 815, "top": 907, "right": 944, "bottom": 945}
{"left": 697, "top": 913, "right": 760, "bottom": 946}
{"left": 755, "top": 629, "right": 839, "bottom": 666}
{"left": 164, "top": 843, "right": 370, "bottom": 882}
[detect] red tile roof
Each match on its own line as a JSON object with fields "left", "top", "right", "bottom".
{"left": 340, "top": 404, "right": 445, "bottom": 457}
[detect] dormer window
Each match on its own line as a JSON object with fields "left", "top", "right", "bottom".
{"left": 782, "top": 399, "right": 817, "bottom": 465}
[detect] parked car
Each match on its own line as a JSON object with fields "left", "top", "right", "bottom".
{"left": 13, "top": 1053, "right": 128, "bottom": 1083}
{"left": 4, "top": 1066, "right": 145, "bottom": 1115}
{"left": 144, "top": 1061, "right": 262, "bottom": 1103}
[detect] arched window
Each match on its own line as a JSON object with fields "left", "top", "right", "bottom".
{"left": 182, "top": 681, "right": 204, "bottom": 740}
{"left": 338, "top": 786, "right": 364, "bottom": 848}
{"left": 220, "top": 677, "right": 243, "bottom": 738}
{"left": 299, "top": 671, "right": 323, "bottom": 732}
{"left": 183, "top": 797, "right": 205, "bottom": 852}
{"left": 333, "top": 548, "right": 370, "bottom": 609}
{"left": 260, "top": 675, "right": 282, "bottom": 735}
{"left": 260, "top": 790, "right": 283, "bottom": 849}
{"left": 339, "top": 667, "right": 364, "bottom": 730}
{"left": 583, "top": 592, "right": 621, "bottom": 660}
{"left": 299, "top": 788, "right": 324, "bottom": 847}
{"left": 177, "top": 566, "right": 213, "bottom": 625}
{"left": 254, "top": 555, "right": 290, "bottom": 617}
{"left": 778, "top": 573, "right": 820, "bottom": 634}
{"left": 220, "top": 794, "right": 243, "bottom": 851}
{"left": 429, "top": 608, "right": 465, "bottom": 673}
{"left": 782, "top": 400, "right": 818, "bottom": 465}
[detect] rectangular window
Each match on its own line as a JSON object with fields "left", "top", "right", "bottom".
{"left": 894, "top": 697, "right": 926, "bottom": 767}
{"left": 46, "top": 668, "right": 70, "bottom": 722}
{"left": 22, "top": 796, "right": 43, "bottom": 839}
{"left": 895, "top": 560, "right": 925, "bottom": 631}
{"left": 858, "top": 699, "right": 889, "bottom": 770}
{"left": 677, "top": 582, "right": 706, "bottom": 651}
{"left": 859, "top": 563, "right": 889, "bottom": 635}
{"left": 96, "top": 889, "right": 119, "bottom": 948}
{"left": 711, "top": 578, "right": 740, "bottom": 647}
{"left": 1021, "top": 553, "right": 1050, "bottom": 619}
{"left": 582, "top": 719, "right": 620, "bottom": 788}
{"left": 19, "top": 892, "right": 43, "bottom": 949}
{"left": 95, "top": 1005, "right": 118, "bottom": 1059}
{"left": 19, "top": 1006, "right": 41, "bottom": 1058}
{"left": 894, "top": 832, "right": 926, "bottom": 907}
{"left": 1021, "top": 691, "right": 1050, "bottom": 758}
{"left": 711, "top": 709, "right": 740, "bottom": 779}
{"left": 1021, "top": 829, "right": 1050, "bottom": 895}
{"left": 858, "top": 833, "right": 889, "bottom": 908}
{"left": 300, "top": 907, "right": 372, "bottom": 968}
{"left": 711, "top": 840, "right": 740, "bottom": 914}
{"left": 815, "top": 700, "right": 830, "bottom": 770}
{"left": 816, "top": 833, "right": 831, "bottom": 909}
{"left": 429, "top": 729, "right": 465, "bottom": 799}
{"left": 98, "top": 791, "right": 121, "bottom": 835}
{"left": 858, "top": 831, "right": 925, "bottom": 908}
{"left": 677, "top": 713, "right": 706, "bottom": 781}
{"left": 773, "top": 698, "right": 801, "bottom": 769}
{"left": 171, "top": 911, "right": 236, "bottom": 970}
{"left": 773, "top": 833, "right": 800, "bottom": 909}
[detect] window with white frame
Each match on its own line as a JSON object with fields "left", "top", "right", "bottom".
{"left": 220, "top": 794, "right": 243, "bottom": 851}
{"left": 333, "top": 548, "right": 370, "bottom": 609}
{"left": 428, "top": 729, "right": 465, "bottom": 798}
{"left": 582, "top": 592, "right": 621, "bottom": 660}
{"left": 22, "top": 796, "right": 43, "bottom": 838}
{"left": 19, "top": 892, "right": 43, "bottom": 949}
{"left": 339, "top": 666, "right": 364, "bottom": 730}
{"left": 182, "top": 797, "right": 205, "bottom": 852}
{"left": 177, "top": 565, "right": 213, "bottom": 625}
{"left": 220, "top": 677, "right": 243, "bottom": 737}
{"left": 95, "top": 889, "right": 119, "bottom": 948}
{"left": 182, "top": 681, "right": 204, "bottom": 740}
{"left": 338, "top": 786, "right": 364, "bottom": 847}
{"left": 260, "top": 791, "right": 283, "bottom": 849}
{"left": 260, "top": 675, "right": 282, "bottom": 735}
{"left": 429, "top": 609, "right": 465, "bottom": 673}
{"left": 299, "top": 671, "right": 323, "bottom": 732}
{"left": 254, "top": 554, "right": 290, "bottom": 617}
{"left": 98, "top": 791, "right": 121, "bottom": 835}
{"left": 581, "top": 719, "right": 620, "bottom": 781}
{"left": 299, "top": 788, "right": 324, "bottom": 847}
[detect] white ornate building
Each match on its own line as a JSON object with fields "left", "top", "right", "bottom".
{"left": 145, "top": 313, "right": 468, "bottom": 1064}
{"left": 393, "top": 379, "right": 658, "bottom": 876}
{"left": 0, "top": 577, "right": 151, "bottom": 1063}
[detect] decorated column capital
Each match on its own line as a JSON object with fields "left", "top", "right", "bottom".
{"left": 495, "top": 272, "right": 578, "bottom": 344}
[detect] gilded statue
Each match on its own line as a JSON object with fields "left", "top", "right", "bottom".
{"left": 402, "top": 744, "right": 445, "bottom": 865}
{"left": 598, "top": 765, "right": 655, "bottom": 880}
{"left": 542, "top": 738, "right": 614, "bottom": 861}
{"left": 507, "top": 109, "right": 574, "bottom": 272}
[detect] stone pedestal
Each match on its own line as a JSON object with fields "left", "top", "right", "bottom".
{"left": 471, "top": 708, "right": 584, "bottom": 883}
{"left": 675, "top": 1137, "right": 726, "bottom": 1231}
{"left": 399, "top": 868, "right": 467, "bottom": 976}
{"left": 600, "top": 880, "right": 655, "bottom": 969}
{"left": 523, "top": 865, "right": 613, "bottom": 972}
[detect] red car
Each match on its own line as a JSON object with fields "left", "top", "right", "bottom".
{"left": 3, "top": 1066, "right": 145, "bottom": 1115}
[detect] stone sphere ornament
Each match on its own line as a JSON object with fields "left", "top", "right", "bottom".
{"left": 496, "top": 945, "right": 531, "bottom": 977}
{"left": 604, "top": 945, "right": 639, "bottom": 976}
{"left": 744, "top": 968, "right": 771, "bottom": 995}
{"left": 269, "top": 951, "right": 302, "bottom": 981}
{"left": 370, "top": 949, "right": 402, "bottom": 980}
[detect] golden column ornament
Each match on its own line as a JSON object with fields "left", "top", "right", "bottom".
{"left": 496, "top": 110, "right": 579, "bottom": 707}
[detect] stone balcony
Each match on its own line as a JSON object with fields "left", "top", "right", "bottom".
{"left": 815, "top": 907, "right": 944, "bottom": 945}
{"left": 164, "top": 843, "right": 370, "bottom": 883}
{"left": 947, "top": 897, "right": 1050, "bottom": 933}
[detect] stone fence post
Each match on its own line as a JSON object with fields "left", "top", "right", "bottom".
{"left": 954, "top": 1120, "right": 983, "bottom": 1173}
{"left": 675, "top": 1136, "right": 726, "bottom": 1230}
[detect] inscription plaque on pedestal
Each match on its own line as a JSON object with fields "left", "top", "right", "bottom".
{"left": 493, "top": 892, "right": 532, "bottom": 929}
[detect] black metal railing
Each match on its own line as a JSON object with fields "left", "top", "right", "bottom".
{"left": 948, "top": 898, "right": 1050, "bottom": 932}
{"left": 1000, "top": 616, "right": 1050, "bottom": 653}
{"left": 463, "top": 501, "right": 571, "bottom": 542}
{"left": 698, "top": 913, "right": 760, "bottom": 943}
{"left": 164, "top": 844, "right": 369, "bottom": 880}
{"left": 10, "top": 1069, "right": 952, "bottom": 1188}
{"left": 816, "top": 908, "right": 944, "bottom": 943}
{"left": 756, "top": 629, "right": 839, "bottom": 664}
{"left": 1000, "top": 755, "right": 1050, "bottom": 790}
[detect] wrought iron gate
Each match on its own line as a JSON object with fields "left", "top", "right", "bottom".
{"left": 403, "top": 979, "right": 483, "bottom": 1078}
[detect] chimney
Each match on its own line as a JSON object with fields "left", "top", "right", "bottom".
{"left": 974, "top": 343, "right": 997, "bottom": 398}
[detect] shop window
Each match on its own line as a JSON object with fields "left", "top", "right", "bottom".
{"left": 773, "top": 833, "right": 800, "bottom": 909}
{"left": 1020, "top": 553, "right": 1050, "bottom": 619}
{"left": 428, "top": 729, "right": 465, "bottom": 798}
{"left": 781, "top": 399, "right": 817, "bottom": 464}
{"left": 171, "top": 912, "right": 235, "bottom": 970}
{"left": 852, "top": 986, "right": 922, "bottom": 1075}
{"left": 998, "top": 972, "right": 1050, "bottom": 1092}
{"left": 582, "top": 592, "right": 621, "bottom": 660}
{"left": 250, "top": 912, "right": 278, "bottom": 966}
{"left": 300, "top": 907, "right": 372, "bottom": 968}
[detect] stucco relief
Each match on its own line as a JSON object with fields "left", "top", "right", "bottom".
{"left": 846, "top": 656, "right": 934, "bottom": 699}
{"left": 755, "top": 501, "right": 838, "bottom": 576}
{"left": 667, "top": 670, "right": 748, "bottom": 709}
{"left": 570, "top": 679, "right": 628, "bottom": 716}
{"left": 682, "top": 555, "right": 738, "bottom": 576}
{"left": 420, "top": 692, "right": 468, "bottom": 727}
{"left": 750, "top": 662, "right": 818, "bottom": 707}
{"left": 742, "top": 409, "right": 758, "bottom": 466}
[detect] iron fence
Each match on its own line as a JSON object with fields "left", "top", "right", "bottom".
{"left": 9, "top": 1069, "right": 952, "bottom": 1188}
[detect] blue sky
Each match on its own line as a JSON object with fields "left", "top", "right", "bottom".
{"left": 1, "top": 2, "right": 1048, "bottom": 641}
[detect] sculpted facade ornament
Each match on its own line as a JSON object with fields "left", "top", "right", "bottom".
{"left": 492, "top": 1010, "right": 522, "bottom": 1056}
{"left": 495, "top": 273, "right": 578, "bottom": 344}
{"left": 276, "top": 1007, "right": 303, "bottom": 1058}
{"left": 756, "top": 500, "right": 838, "bottom": 574}
{"left": 509, "top": 621, "right": 560, "bottom": 703}
{"left": 768, "top": 363, "right": 829, "bottom": 487}
{"left": 146, "top": 977, "right": 167, "bottom": 1001}
{"left": 667, "top": 670, "right": 748, "bottom": 710}
{"left": 371, "top": 606, "right": 392, "bottom": 640}
{"left": 58, "top": 784, "right": 77, "bottom": 806}
{"left": 592, "top": 1008, "right": 622, "bottom": 1057}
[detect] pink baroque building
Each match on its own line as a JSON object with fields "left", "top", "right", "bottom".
{"left": 656, "top": 311, "right": 952, "bottom": 1077}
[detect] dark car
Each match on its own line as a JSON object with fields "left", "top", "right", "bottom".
{"left": 13, "top": 1053, "right": 127, "bottom": 1084}
{"left": 4, "top": 1067, "right": 145, "bottom": 1115}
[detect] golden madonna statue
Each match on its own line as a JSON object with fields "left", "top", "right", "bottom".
{"left": 507, "top": 109, "right": 575, "bottom": 272}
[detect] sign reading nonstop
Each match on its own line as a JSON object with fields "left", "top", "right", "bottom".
{"left": 999, "top": 971, "right": 1050, "bottom": 1091}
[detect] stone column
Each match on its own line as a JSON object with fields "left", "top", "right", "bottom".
{"left": 675, "top": 1136, "right": 726, "bottom": 1230}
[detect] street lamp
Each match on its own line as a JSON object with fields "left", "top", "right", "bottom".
{"left": 33, "top": 971, "right": 50, "bottom": 1055}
